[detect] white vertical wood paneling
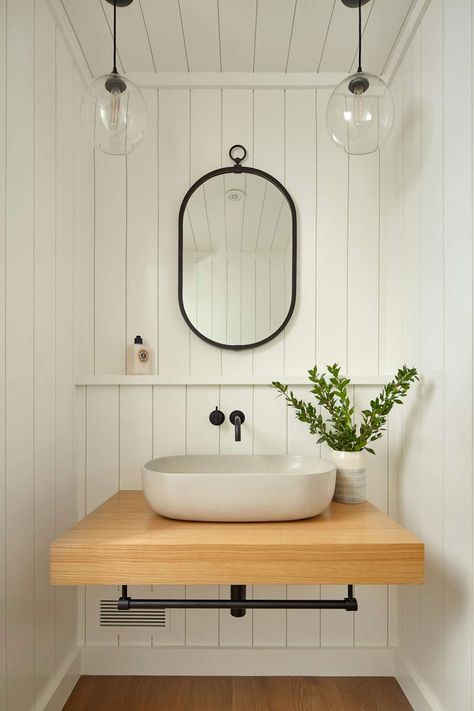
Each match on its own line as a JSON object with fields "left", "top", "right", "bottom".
{"left": 418, "top": 0, "right": 444, "bottom": 696}
{"left": 158, "top": 90, "right": 190, "bottom": 375}
{"left": 5, "top": 0, "right": 35, "bottom": 706}
{"left": 253, "top": 0, "right": 296, "bottom": 72}
{"left": 100, "top": 0, "right": 155, "bottom": 73}
{"left": 316, "top": 90, "right": 349, "bottom": 370}
{"left": 95, "top": 152, "right": 127, "bottom": 373}
{"left": 442, "top": 0, "right": 472, "bottom": 708}
{"left": 219, "top": 0, "right": 257, "bottom": 72}
{"left": 73, "top": 66, "right": 95, "bottom": 379}
{"left": 153, "top": 385, "right": 186, "bottom": 458}
{"left": 347, "top": 154, "right": 380, "bottom": 375}
{"left": 86, "top": 386, "right": 119, "bottom": 512}
{"left": 189, "top": 90, "right": 222, "bottom": 375}
{"left": 0, "top": 0, "right": 6, "bottom": 703}
{"left": 286, "top": 0, "right": 334, "bottom": 72}
{"left": 380, "top": 67, "right": 404, "bottom": 653}
{"left": 380, "top": 0, "right": 474, "bottom": 707}
{"left": 33, "top": 0, "right": 57, "bottom": 697}
{"left": 379, "top": 70, "right": 404, "bottom": 376}
{"left": 318, "top": 1, "right": 371, "bottom": 72}
{"left": 179, "top": 0, "right": 221, "bottom": 71}
{"left": 221, "top": 89, "right": 254, "bottom": 376}
{"left": 1, "top": 1, "right": 91, "bottom": 707}
{"left": 284, "top": 90, "right": 316, "bottom": 372}
{"left": 399, "top": 30, "right": 422, "bottom": 673}
{"left": 55, "top": 27, "right": 78, "bottom": 668}
{"left": 126, "top": 90, "right": 158, "bottom": 364}
{"left": 252, "top": 91, "right": 286, "bottom": 375}
{"left": 140, "top": 0, "right": 188, "bottom": 72}
{"left": 349, "top": 0, "right": 414, "bottom": 75}
{"left": 119, "top": 386, "right": 153, "bottom": 489}
{"left": 59, "top": 1, "right": 415, "bottom": 76}
{"left": 61, "top": 0, "right": 118, "bottom": 77}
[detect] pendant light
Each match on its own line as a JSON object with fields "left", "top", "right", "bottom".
{"left": 81, "top": 0, "right": 146, "bottom": 155}
{"left": 326, "top": 0, "right": 394, "bottom": 155}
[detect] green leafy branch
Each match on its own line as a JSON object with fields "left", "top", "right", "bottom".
{"left": 272, "top": 364, "right": 418, "bottom": 454}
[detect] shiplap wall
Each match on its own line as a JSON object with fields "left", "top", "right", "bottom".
{"left": 382, "top": 1, "right": 473, "bottom": 709}
{"left": 0, "top": 0, "right": 93, "bottom": 708}
{"left": 89, "top": 88, "right": 388, "bottom": 377}
{"left": 78, "top": 86, "right": 399, "bottom": 654}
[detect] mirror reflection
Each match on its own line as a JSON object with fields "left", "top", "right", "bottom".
{"left": 181, "top": 172, "right": 295, "bottom": 348}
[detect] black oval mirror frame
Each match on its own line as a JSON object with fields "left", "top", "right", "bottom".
{"left": 178, "top": 145, "right": 297, "bottom": 351}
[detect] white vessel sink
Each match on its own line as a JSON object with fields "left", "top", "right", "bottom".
{"left": 142, "top": 455, "right": 336, "bottom": 522}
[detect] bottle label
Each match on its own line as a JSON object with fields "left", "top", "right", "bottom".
{"left": 137, "top": 349, "right": 149, "bottom": 363}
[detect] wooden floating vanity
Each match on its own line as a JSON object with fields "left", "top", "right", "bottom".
{"left": 50, "top": 491, "right": 424, "bottom": 586}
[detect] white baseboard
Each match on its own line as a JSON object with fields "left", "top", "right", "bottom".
{"left": 396, "top": 653, "right": 444, "bottom": 711}
{"left": 82, "top": 646, "right": 395, "bottom": 677}
{"left": 36, "top": 649, "right": 81, "bottom": 711}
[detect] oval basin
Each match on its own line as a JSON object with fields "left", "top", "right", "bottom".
{"left": 142, "top": 455, "right": 336, "bottom": 522}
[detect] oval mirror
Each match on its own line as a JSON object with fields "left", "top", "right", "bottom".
{"left": 178, "top": 146, "right": 297, "bottom": 350}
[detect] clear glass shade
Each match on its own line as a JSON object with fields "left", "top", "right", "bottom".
{"left": 81, "top": 73, "right": 146, "bottom": 155}
{"left": 326, "top": 72, "right": 394, "bottom": 155}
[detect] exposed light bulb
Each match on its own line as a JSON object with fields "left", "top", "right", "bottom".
{"left": 102, "top": 74, "right": 126, "bottom": 132}
{"left": 107, "top": 87, "right": 122, "bottom": 130}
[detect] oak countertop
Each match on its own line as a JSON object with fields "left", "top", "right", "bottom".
{"left": 50, "top": 491, "right": 424, "bottom": 586}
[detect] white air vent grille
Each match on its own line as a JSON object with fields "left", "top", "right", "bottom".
{"left": 100, "top": 600, "right": 167, "bottom": 628}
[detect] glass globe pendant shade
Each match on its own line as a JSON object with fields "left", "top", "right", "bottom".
{"left": 326, "top": 71, "right": 394, "bottom": 155}
{"left": 81, "top": 73, "right": 147, "bottom": 155}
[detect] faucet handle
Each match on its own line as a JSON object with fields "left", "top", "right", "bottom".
{"left": 209, "top": 407, "right": 225, "bottom": 426}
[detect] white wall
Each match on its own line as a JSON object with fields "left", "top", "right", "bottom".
{"left": 89, "top": 87, "right": 387, "bottom": 378}
{"left": 381, "top": 1, "right": 473, "bottom": 709}
{"left": 77, "top": 86, "right": 403, "bottom": 658}
{"left": 0, "top": 0, "right": 93, "bottom": 708}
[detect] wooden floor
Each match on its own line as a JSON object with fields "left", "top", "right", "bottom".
{"left": 63, "top": 676, "right": 412, "bottom": 710}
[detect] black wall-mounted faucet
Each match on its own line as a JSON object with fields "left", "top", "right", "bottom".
{"left": 229, "top": 411, "right": 245, "bottom": 442}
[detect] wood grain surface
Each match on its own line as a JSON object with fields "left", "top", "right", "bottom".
{"left": 63, "top": 676, "right": 413, "bottom": 711}
{"left": 51, "top": 491, "right": 423, "bottom": 586}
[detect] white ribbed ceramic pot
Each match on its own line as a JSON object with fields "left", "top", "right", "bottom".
{"left": 330, "top": 450, "right": 366, "bottom": 504}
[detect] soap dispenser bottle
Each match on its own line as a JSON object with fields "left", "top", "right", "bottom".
{"left": 127, "top": 335, "right": 153, "bottom": 375}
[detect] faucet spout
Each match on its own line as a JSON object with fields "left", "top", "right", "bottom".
{"left": 234, "top": 415, "right": 241, "bottom": 441}
{"left": 229, "top": 410, "right": 245, "bottom": 442}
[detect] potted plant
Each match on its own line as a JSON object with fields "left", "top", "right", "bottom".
{"left": 272, "top": 364, "right": 418, "bottom": 504}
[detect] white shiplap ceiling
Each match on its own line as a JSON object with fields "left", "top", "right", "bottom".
{"left": 60, "top": 0, "right": 415, "bottom": 78}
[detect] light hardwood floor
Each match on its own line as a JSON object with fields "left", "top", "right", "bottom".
{"left": 63, "top": 676, "right": 412, "bottom": 710}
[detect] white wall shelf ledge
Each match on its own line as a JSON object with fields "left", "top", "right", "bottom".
{"left": 75, "top": 374, "right": 393, "bottom": 386}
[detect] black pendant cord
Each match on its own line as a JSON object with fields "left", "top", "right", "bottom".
{"left": 112, "top": 0, "right": 118, "bottom": 74}
{"left": 357, "top": 0, "right": 362, "bottom": 73}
